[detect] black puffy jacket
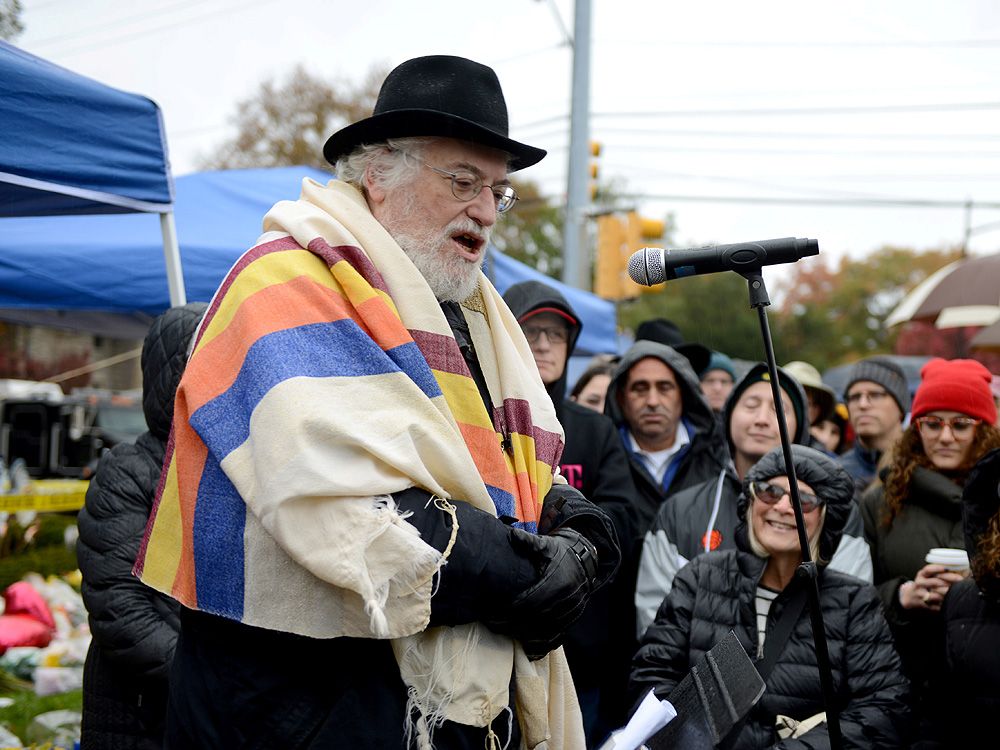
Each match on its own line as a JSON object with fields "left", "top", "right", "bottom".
{"left": 919, "top": 449, "right": 1000, "bottom": 748}
{"left": 77, "top": 302, "right": 206, "bottom": 750}
{"left": 630, "top": 445, "right": 911, "bottom": 749}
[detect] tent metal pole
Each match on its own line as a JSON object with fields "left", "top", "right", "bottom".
{"left": 159, "top": 211, "right": 187, "bottom": 306}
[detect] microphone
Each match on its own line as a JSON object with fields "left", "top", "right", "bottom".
{"left": 627, "top": 237, "right": 819, "bottom": 286}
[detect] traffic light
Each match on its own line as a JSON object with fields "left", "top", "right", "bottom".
{"left": 593, "top": 211, "right": 668, "bottom": 300}
{"left": 625, "top": 212, "right": 668, "bottom": 295}
{"left": 589, "top": 141, "right": 602, "bottom": 202}
{"left": 594, "top": 213, "right": 629, "bottom": 300}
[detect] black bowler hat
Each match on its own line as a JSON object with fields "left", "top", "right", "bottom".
{"left": 323, "top": 55, "right": 546, "bottom": 172}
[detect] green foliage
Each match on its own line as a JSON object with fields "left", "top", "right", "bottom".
{"left": 492, "top": 179, "right": 565, "bottom": 277}
{"left": 0, "top": 542, "right": 77, "bottom": 591}
{"left": 770, "top": 245, "right": 963, "bottom": 369}
{"left": 0, "top": 688, "right": 81, "bottom": 745}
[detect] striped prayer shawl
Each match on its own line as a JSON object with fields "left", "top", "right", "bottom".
{"left": 134, "top": 178, "right": 581, "bottom": 746}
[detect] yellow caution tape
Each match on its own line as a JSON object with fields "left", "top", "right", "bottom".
{"left": 0, "top": 480, "right": 89, "bottom": 512}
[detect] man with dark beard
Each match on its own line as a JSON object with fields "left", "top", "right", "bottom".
{"left": 136, "top": 55, "right": 618, "bottom": 749}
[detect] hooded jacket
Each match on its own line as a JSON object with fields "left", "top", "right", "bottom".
{"left": 501, "top": 281, "right": 579, "bottom": 419}
{"left": 77, "top": 302, "right": 207, "bottom": 750}
{"left": 634, "top": 365, "right": 874, "bottom": 634}
{"left": 503, "top": 280, "right": 640, "bottom": 740}
{"left": 630, "top": 445, "right": 910, "bottom": 749}
{"left": 921, "top": 448, "right": 1000, "bottom": 747}
{"left": 605, "top": 340, "right": 729, "bottom": 533}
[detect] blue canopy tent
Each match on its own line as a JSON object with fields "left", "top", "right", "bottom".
{"left": 0, "top": 166, "right": 619, "bottom": 354}
{"left": 0, "top": 40, "right": 184, "bottom": 305}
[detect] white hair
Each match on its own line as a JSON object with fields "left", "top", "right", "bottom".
{"left": 333, "top": 137, "right": 432, "bottom": 194}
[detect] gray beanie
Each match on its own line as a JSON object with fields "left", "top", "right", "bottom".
{"left": 843, "top": 356, "right": 910, "bottom": 416}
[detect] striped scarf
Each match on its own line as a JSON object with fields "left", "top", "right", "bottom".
{"left": 135, "top": 178, "right": 581, "bottom": 746}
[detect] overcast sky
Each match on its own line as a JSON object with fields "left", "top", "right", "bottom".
{"left": 17, "top": 0, "right": 1000, "bottom": 280}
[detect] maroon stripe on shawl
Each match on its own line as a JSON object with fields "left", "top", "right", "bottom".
{"left": 494, "top": 398, "right": 564, "bottom": 467}
{"left": 307, "top": 238, "right": 390, "bottom": 295}
{"left": 409, "top": 328, "right": 472, "bottom": 378}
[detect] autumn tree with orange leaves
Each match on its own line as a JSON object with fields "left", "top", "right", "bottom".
{"left": 772, "top": 245, "right": 962, "bottom": 369}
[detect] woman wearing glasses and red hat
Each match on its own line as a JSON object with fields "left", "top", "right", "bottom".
{"left": 860, "top": 358, "right": 1000, "bottom": 741}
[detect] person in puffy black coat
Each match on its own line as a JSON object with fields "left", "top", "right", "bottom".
{"left": 860, "top": 358, "right": 1000, "bottom": 734}
{"left": 630, "top": 445, "right": 910, "bottom": 749}
{"left": 77, "top": 302, "right": 207, "bottom": 750}
{"left": 502, "top": 280, "right": 637, "bottom": 747}
{"left": 918, "top": 448, "right": 1000, "bottom": 748}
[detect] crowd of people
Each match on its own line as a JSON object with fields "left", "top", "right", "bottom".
{"left": 73, "top": 54, "right": 1000, "bottom": 749}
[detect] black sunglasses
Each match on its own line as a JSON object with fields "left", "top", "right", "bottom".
{"left": 750, "top": 481, "right": 824, "bottom": 513}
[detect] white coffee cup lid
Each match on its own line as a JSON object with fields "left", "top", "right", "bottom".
{"left": 925, "top": 548, "right": 970, "bottom": 568}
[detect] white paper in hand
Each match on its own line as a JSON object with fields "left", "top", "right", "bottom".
{"left": 598, "top": 688, "right": 678, "bottom": 750}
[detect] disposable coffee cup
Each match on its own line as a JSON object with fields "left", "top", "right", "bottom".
{"left": 925, "top": 548, "right": 970, "bottom": 571}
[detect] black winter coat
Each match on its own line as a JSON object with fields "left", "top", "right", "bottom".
{"left": 630, "top": 553, "right": 910, "bottom": 749}
{"left": 631, "top": 445, "right": 910, "bottom": 749}
{"left": 918, "top": 449, "right": 1000, "bottom": 749}
{"left": 860, "top": 466, "right": 964, "bottom": 713}
{"left": 77, "top": 302, "right": 206, "bottom": 750}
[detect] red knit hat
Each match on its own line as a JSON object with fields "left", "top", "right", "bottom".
{"left": 911, "top": 358, "right": 997, "bottom": 424}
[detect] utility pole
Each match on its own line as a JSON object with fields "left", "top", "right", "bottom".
{"left": 561, "top": 0, "right": 591, "bottom": 290}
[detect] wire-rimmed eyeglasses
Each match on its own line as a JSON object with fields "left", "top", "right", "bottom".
{"left": 411, "top": 156, "right": 518, "bottom": 214}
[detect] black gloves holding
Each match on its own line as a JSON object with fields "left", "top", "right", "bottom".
{"left": 504, "top": 483, "right": 620, "bottom": 659}
{"left": 395, "top": 483, "right": 621, "bottom": 660}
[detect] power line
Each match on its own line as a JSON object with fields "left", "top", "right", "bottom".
{"left": 604, "top": 143, "right": 1000, "bottom": 158}
{"left": 594, "top": 102, "right": 1000, "bottom": 118}
{"left": 26, "top": 0, "right": 277, "bottom": 57}
{"left": 592, "top": 126, "right": 1000, "bottom": 142}
{"left": 626, "top": 193, "right": 1000, "bottom": 210}
{"left": 609, "top": 38, "right": 1000, "bottom": 49}
{"left": 518, "top": 101, "right": 1000, "bottom": 131}
{"left": 27, "top": 0, "right": 210, "bottom": 48}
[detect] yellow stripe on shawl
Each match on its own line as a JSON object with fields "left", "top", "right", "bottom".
{"left": 194, "top": 249, "right": 399, "bottom": 356}
{"left": 142, "top": 453, "right": 184, "bottom": 593}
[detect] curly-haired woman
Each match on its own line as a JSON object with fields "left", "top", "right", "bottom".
{"left": 860, "top": 358, "right": 1000, "bottom": 738}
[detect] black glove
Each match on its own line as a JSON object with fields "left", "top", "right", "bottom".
{"left": 394, "top": 485, "right": 620, "bottom": 659}
{"left": 538, "top": 483, "right": 621, "bottom": 590}
{"left": 500, "top": 525, "right": 601, "bottom": 659}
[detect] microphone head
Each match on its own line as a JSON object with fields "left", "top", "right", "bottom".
{"left": 627, "top": 247, "right": 664, "bottom": 286}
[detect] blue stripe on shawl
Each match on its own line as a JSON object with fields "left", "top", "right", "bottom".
{"left": 486, "top": 483, "right": 516, "bottom": 518}
{"left": 193, "top": 457, "right": 246, "bottom": 618}
{"left": 190, "top": 320, "right": 441, "bottom": 461}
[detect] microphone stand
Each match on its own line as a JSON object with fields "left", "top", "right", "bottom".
{"left": 741, "top": 268, "right": 843, "bottom": 750}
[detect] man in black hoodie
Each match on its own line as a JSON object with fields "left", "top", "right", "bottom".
{"left": 605, "top": 340, "right": 730, "bottom": 532}
{"left": 503, "top": 280, "right": 637, "bottom": 747}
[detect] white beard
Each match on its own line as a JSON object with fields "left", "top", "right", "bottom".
{"left": 385, "top": 217, "right": 489, "bottom": 303}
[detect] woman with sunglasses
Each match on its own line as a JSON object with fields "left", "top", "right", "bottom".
{"left": 631, "top": 444, "right": 909, "bottom": 748}
{"left": 860, "top": 358, "right": 1000, "bottom": 741}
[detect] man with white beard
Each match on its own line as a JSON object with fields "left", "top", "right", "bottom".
{"left": 136, "top": 55, "right": 618, "bottom": 749}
